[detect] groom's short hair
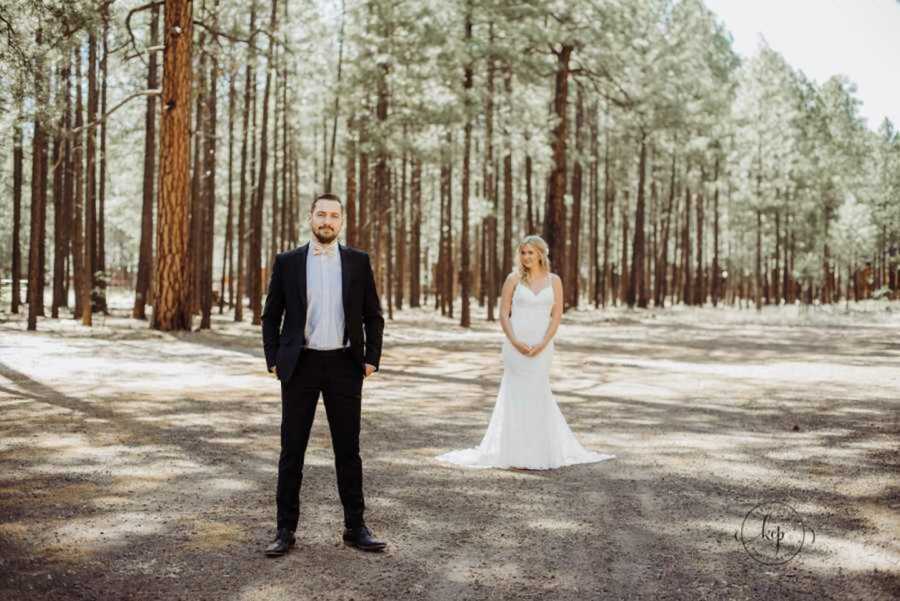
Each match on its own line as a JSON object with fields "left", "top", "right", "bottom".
{"left": 311, "top": 193, "right": 343, "bottom": 214}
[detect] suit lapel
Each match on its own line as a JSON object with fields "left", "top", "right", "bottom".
{"left": 339, "top": 244, "right": 351, "bottom": 316}
{"left": 297, "top": 242, "right": 309, "bottom": 307}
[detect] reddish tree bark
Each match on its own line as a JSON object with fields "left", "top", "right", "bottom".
{"left": 543, "top": 44, "right": 573, "bottom": 284}
{"left": 710, "top": 155, "right": 721, "bottom": 307}
{"left": 628, "top": 133, "right": 648, "bottom": 308}
{"left": 96, "top": 10, "right": 110, "bottom": 314}
{"left": 250, "top": 0, "right": 279, "bottom": 326}
{"left": 569, "top": 86, "right": 585, "bottom": 309}
{"left": 345, "top": 118, "right": 358, "bottom": 247}
{"left": 220, "top": 60, "right": 237, "bottom": 314}
{"left": 11, "top": 101, "right": 24, "bottom": 314}
{"left": 83, "top": 31, "right": 98, "bottom": 325}
{"left": 134, "top": 4, "right": 160, "bottom": 319}
{"left": 460, "top": 8, "right": 473, "bottom": 327}
{"left": 72, "top": 48, "right": 86, "bottom": 321}
{"left": 27, "top": 29, "right": 49, "bottom": 331}
{"left": 200, "top": 5, "right": 219, "bottom": 330}
{"left": 235, "top": 2, "right": 256, "bottom": 322}
{"left": 152, "top": 0, "right": 194, "bottom": 331}
{"left": 501, "top": 66, "right": 514, "bottom": 282}
{"left": 409, "top": 158, "right": 422, "bottom": 307}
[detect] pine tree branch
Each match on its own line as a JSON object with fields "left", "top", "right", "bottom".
{"left": 50, "top": 89, "right": 161, "bottom": 170}
{"left": 192, "top": 20, "right": 282, "bottom": 55}
{"left": 570, "top": 63, "right": 634, "bottom": 110}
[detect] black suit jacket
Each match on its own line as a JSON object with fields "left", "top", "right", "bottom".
{"left": 261, "top": 242, "right": 384, "bottom": 383}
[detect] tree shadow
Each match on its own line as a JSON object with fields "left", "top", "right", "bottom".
{"left": 2, "top": 309, "right": 898, "bottom": 600}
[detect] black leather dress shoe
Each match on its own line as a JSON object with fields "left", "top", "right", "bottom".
{"left": 264, "top": 528, "right": 296, "bottom": 557}
{"left": 342, "top": 526, "right": 386, "bottom": 552}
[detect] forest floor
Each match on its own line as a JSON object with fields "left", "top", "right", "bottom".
{"left": 0, "top": 295, "right": 898, "bottom": 601}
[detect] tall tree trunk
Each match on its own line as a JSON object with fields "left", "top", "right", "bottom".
{"left": 568, "top": 86, "right": 585, "bottom": 309}
{"left": 247, "top": 8, "right": 259, "bottom": 319}
{"left": 373, "top": 62, "right": 390, "bottom": 291}
{"left": 656, "top": 153, "right": 677, "bottom": 308}
{"left": 438, "top": 160, "right": 447, "bottom": 315}
{"left": 189, "top": 26, "right": 207, "bottom": 316}
{"left": 396, "top": 148, "right": 407, "bottom": 311}
{"left": 447, "top": 134, "right": 455, "bottom": 319}
{"left": 441, "top": 132, "right": 454, "bottom": 318}
{"left": 96, "top": 10, "right": 110, "bottom": 314}
{"left": 617, "top": 189, "right": 629, "bottom": 305}
{"left": 326, "top": 0, "right": 344, "bottom": 193}
{"left": 755, "top": 208, "right": 763, "bottom": 311}
{"left": 200, "top": 3, "right": 219, "bottom": 330}
{"left": 773, "top": 203, "right": 781, "bottom": 305}
{"left": 410, "top": 157, "right": 422, "bottom": 307}
{"left": 821, "top": 204, "right": 832, "bottom": 305}
{"left": 134, "top": 4, "right": 160, "bottom": 319}
{"left": 358, "top": 120, "right": 370, "bottom": 251}
{"left": 544, "top": 44, "right": 573, "bottom": 282}
{"left": 61, "top": 58, "right": 74, "bottom": 310}
{"left": 270, "top": 45, "right": 280, "bottom": 264}
{"left": 648, "top": 175, "right": 657, "bottom": 305}
{"left": 27, "top": 29, "right": 49, "bottom": 330}
{"left": 251, "top": 0, "right": 279, "bottom": 326}
{"left": 235, "top": 2, "right": 256, "bottom": 322}
{"left": 460, "top": 8, "right": 473, "bottom": 327}
{"left": 11, "top": 101, "right": 24, "bottom": 314}
{"left": 783, "top": 205, "right": 792, "bottom": 305}
{"left": 680, "top": 182, "right": 692, "bottom": 306}
{"left": 693, "top": 173, "right": 704, "bottom": 306}
{"left": 386, "top": 167, "right": 394, "bottom": 319}
{"left": 220, "top": 60, "right": 237, "bottom": 314}
{"left": 589, "top": 102, "right": 599, "bottom": 307}
{"left": 710, "top": 155, "right": 720, "bottom": 307}
{"left": 82, "top": 31, "right": 99, "bottom": 325}
{"left": 525, "top": 152, "right": 534, "bottom": 235}
{"left": 601, "top": 140, "right": 613, "bottom": 308}
{"left": 72, "top": 49, "right": 86, "bottom": 321}
{"left": 345, "top": 119, "right": 358, "bottom": 247}
{"left": 479, "top": 219, "right": 486, "bottom": 307}
{"left": 280, "top": 16, "right": 289, "bottom": 251}
{"left": 51, "top": 70, "right": 65, "bottom": 318}
{"left": 484, "top": 23, "right": 497, "bottom": 321}
{"left": 628, "top": 133, "right": 647, "bottom": 308}
{"left": 152, "top": 0, "right": 194, "bottom": 331}
{"left": 291, "top": 146, "right": 300, "bottom": 247}
{"left": 501, "top": 65, "right": 514, "bottom": 282}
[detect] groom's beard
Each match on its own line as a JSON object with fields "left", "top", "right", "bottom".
{"left": 312, "top": 227, "right": 338, "bottom": 244}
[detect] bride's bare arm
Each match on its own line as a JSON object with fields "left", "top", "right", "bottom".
{"left": 530, "top": 273, "right": 564, "bottom": 356}
{"left": 500, "top": 273, "right": 530, "bottom": 354}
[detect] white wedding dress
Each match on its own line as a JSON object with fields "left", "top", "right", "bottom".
{"left": 436, "top": 279, "right": 615, "bottom": 470}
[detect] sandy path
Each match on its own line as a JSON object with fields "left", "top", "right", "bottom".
{"left": 1, "top": 304, "right": 898, "bottom": 600}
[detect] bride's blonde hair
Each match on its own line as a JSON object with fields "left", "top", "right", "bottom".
{"left": 515, "top": 235, "right": 551, "bottom": 283}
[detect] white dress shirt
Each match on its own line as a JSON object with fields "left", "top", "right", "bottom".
{"left": 305, "top": 241, "right": 347, "bottom": 350}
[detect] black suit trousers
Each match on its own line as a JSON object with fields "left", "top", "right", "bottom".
{"left": 276, "top": 348, "right": 366, "bottom": 531}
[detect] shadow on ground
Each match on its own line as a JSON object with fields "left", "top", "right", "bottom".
{"left": 1, "top": 305, "right": 898, "bottom": 600}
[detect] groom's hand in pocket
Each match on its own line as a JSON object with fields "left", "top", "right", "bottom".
{"left": 269, "top": 365, "right": 278, "bottom": 379}
{"left": 364, "top": 364, "right": 376, "bottom": 378}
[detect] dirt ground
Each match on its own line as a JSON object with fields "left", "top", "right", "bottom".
{"left": 1, "top": 300, "right": 898, "bottom": 601}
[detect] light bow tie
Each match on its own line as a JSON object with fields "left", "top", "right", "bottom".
{"left": 312, "top": 242, "right": 337, "bottom": 257}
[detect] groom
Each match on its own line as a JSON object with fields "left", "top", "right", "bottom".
{"left": 261, "top": 193, "right": 386, "bottom": 556}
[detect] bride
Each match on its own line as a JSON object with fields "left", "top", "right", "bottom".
{"left": 437, "top": 235, "right": 615, "bottom": 470}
